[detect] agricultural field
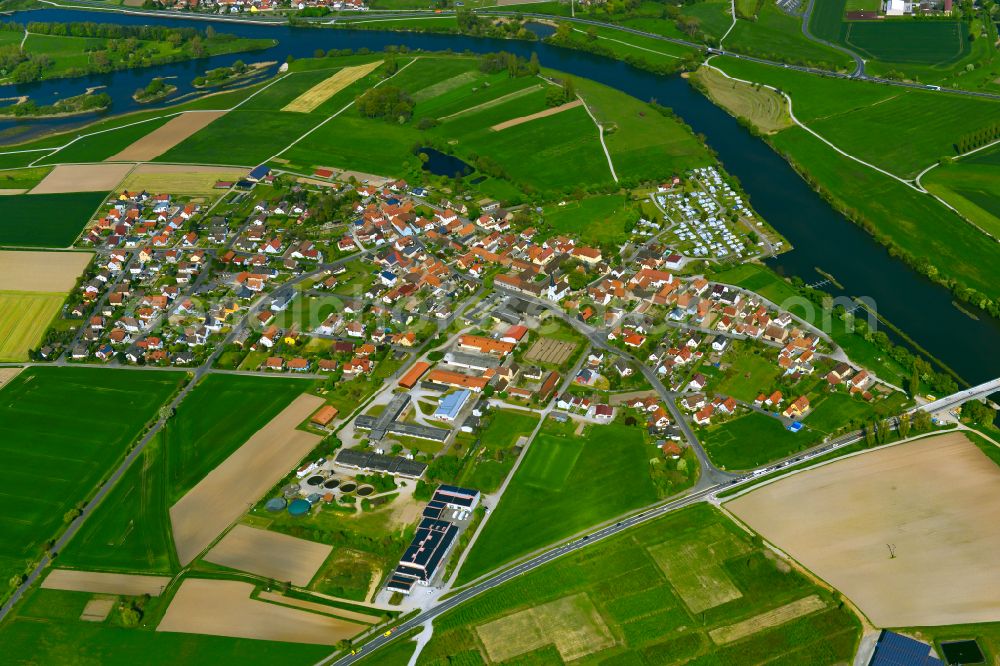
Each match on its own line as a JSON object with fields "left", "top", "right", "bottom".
{"left": 38, "top": 115, "right": 176, "bottom": 164}
{"left": 418, "top": 503, "right": 860, "bottom": 665}
{"left": 727, "top": 432, "right": 1000, "bottom": 626}
{"left": 457, "top": 409, "right": 539, "bottom": 493}
{"left": 58, "top": 374, "right": 311, "bottom": 574}
{"left": 0, "top": 192, "right": 107, "bottom": 247}
{"left": 840, "top": 20, "right": 969, "bottom": 66}
{"left": 106, "top": 111, "right": 228, "bottom": 162}
{"left": 0, "top": 291, "right": 66, "bottom": 362}
{"left": 29, "top": 163, "right": 134, "bottom": 195}
{"left": 0, "top": 166, "right": 52, "bottom": 191}
{"left": 571, "top": 76, "right": 715, "bottom": 184}
{"left": 0, "top": 367, "right": 184, "bottom": 603}
{"left": 455, "top": 420, "right": 661, "bottom": 585}
{"left": 116, "top": 164, "right": 245, "bottom": 195}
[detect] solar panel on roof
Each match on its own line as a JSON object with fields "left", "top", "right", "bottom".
{"left": 869, "top": 631, "right": 943, "bottom": 666}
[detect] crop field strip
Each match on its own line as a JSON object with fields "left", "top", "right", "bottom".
{"left": 282, "top": 61, "right": 384, "bottom": 113}
{"left": 0, "top": 291, "right": 65, "bottom": 362}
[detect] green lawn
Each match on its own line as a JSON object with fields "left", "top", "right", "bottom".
{"left": 456, "top": 421, "right": 659, "bottom": 585}
{"left": 481, "top": 410, "right": 539, "bottom": 450}
{"left": 284, "top": 114, "right": 421, "bottom": 177}
{"left": 417, "top": 504, "right": 860, "bottom": 666}
{"left": 541, "top": 194, "right": 636, "bottom": 246}
{"left": 0, "top": 367, "right": 183, "bottom": 603}
{"left": 0, "top": 192, "right": 107, "bottom": 248}
{"left": 712, "top": 342, "right": 783, "bottom": 402}
{"left": 924, "top": 161, "right": 1000, "bottom": 239}
{"left": 459, "top": 410, "right": 539, "bottom": 493}
{"left": 699, "top": 411, "right": 822, "bottom": 470}
{"left": 163, "top": 374, "right": 311, "bottom": 503}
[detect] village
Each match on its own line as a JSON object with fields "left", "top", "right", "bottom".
{"left": 17, "top": 159, "right": 912, "bottom": 602}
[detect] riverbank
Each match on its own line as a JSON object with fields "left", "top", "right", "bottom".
{"left": 0, "top": 90, "right": 110, "bottom": 118}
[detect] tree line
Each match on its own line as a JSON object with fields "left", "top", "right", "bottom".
{"left": 954, "top": 121, "right": 1000, "bottom": 154}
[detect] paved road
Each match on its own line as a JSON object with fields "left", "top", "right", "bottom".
{"left": 798, "top": 0, "right": 864, "bottom": 77}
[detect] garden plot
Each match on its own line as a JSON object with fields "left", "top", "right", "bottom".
{"left": 647, "top": 523, "right": 749, "bottom": 613}
{"left": 523, "top": 337, "right": 577, "bottom": 366}
{"left": 727, "top": 432, "right": 1000, "bottom": 626}
{"left": 475, "top": 593, "right": 614, "bottom": 662}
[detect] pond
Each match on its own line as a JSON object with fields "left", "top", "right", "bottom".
{"left": 419, "top": 146, "right": 474, "bottom": 178}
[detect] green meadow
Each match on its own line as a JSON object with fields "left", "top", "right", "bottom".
{"left": 38, "top": 115, "right": 176, "bottom": 165}
{"left": 418, "top": 504, "right": 860, "bottom": 666}
{"left": 0, "top": 192, "right": 107, "bottom": 248}
{"left": 455, "top": 420, "right": 659, "bottom": 585}
{"left": 699, "top": 411, "right": 821, "bottom": 470}
{"left": 541, "top": 194, "right": 637, "bottom": 245}
{"left": 156, "top": 110, "right": 319, "bottom": 166}
{"left": 923, "top": 160, "right": 1000, "bottom": 239}
{"left": 0, "top": 367, "right": 183, "bottom": 603}
{"left": 726, "top": 1, "right": 853, "bottom": 69}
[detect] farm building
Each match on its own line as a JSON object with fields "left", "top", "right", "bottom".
{"left": 310, "top": 405, "right": 339, "bottom": 428}
{"left": 434, "top": 485, "right": 480, "bottom": 511}
{"left": 334, "top": 449, "right": 427, "bottom": 478}
{"left": 398, "top": 361, "right": 430, "bottom": 389}
{"left": 386, "top": 518, "right": 459, "bottom": 594}
{"left": 434, "top": 390, "right": 471, "bottom": 422}
{"left": 867, "top": 631, "right": 942, "bottom": 666}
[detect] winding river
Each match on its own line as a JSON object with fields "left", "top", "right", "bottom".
{"left": 4, "top": 8, "right": 1000, "bottom": 386}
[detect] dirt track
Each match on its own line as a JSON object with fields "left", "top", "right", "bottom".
{"left": 41, "top": 569, "right": 170, "bottom": 596}
{"left": 157, "top": 578, "right": 366, "bottom": 645}
{"left": 30, "top": 163, "right": 134, "bottom": 194}
{"left": 169, "top": 393, "right": 323, "bottom": 565}
{"left": 0, "top": 250, "right": 92, "bottom": 292}
{"left": 490, "top": 99, "right": 582, "bottom": 131}
{"left": 727, "top": 432, "right": 1000, "bottom": 626}
{"left": 106, "top": 111, "right": 227, "bottom": 162}
{"left": 205, "top": 524, "right": 332, "bottom": 587}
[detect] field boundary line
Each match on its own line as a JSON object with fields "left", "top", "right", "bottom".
{"left": 720, "top": 0, "right": 738, "bottom": 45}
{"left": 571, "top": 27, "right": 682, "bottom": 60}
{"left": 578, "top": 95, "right": 618, "bottom": 183}
{"left": 269, "top": 57, "right": 418, "bottom": 161}
{"left": 437, "top": 83, "right": 542, "bottom": 120}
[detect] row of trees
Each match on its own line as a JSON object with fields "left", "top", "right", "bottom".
{"left": 479, "top": 50, "right": 539, "bottom": 78}
{"left": 356, "top": 86, "right": 415, "bottom": 122}
{"left": 954, "top": 121, "right": 1000, "bottom": 154}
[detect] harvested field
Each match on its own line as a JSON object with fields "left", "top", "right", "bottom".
{"left": 283, "top": 61, "right": 382, "bottom": 113}
{"left": 0, "top": 367, "right": 24, "bottom": 389}
{"left": 0, "top": 291, "right": 66, "bottom": 362}
{"left": 0, "top": 189, "right": 26, "bottom": 195}
{"left": 491, "top": 99, "right": 583, "bottom": 131}
{"left": 709, "top": 595, "right": 826, "bottom": 644}
{"left": 41, "top": 569, "right": 170, "bottom": 596}
{"left": 29, "top": 163, "right": 133, "bottom": 194}
{"left": 647, "top": 523, "right": 749, "bottom": 614}
{"left": 0, "top": 250, "right": 92, "bottom": 292}
{"left": 475, "top": 593, "right": 614, "bottom": 663}
{"left": 727, "top": 433, "right": 1000, "bottom": 626}
{"left": 169, "top": 393, "right": 323, "bottom": 565}
{"left": 107, "top": 111, "right": 227, "bottom": 162}
{"left": 256, "top": 591, "right": 379, "bottom": 624}
{"left": 118, "top": 164, "right": 244, "bottom": 195}
{"left": 523, "top": 337, "right": 577, "bottom": 366}
{"left": 80, "top": 597, "right": 115, "bottom": 622}
{"left": 439, "top": 84, "right": 541, "bottom": 120}
{"left": 205, "top": 524, "right": 332, "bottom": 587}
{"left": 157, "top": 578, "right": 366, "bottom": 645}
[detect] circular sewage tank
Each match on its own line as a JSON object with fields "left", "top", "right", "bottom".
{"left": 265, "top": 497, "right": 287, "bottom": 512}
{"left": 357, "top": 485, "right": 375, "bottom": 497}
{"left": 306, "top": 475, "right": 325, "bottom": 487}
{"left": 339, "top": 481, "right": 357, "bottom": 494}
{"left": 323, "top": 478, "right": 340, "bottom": 490}
{"left": 287, "top": 498, "right": 311, "bottom": 517}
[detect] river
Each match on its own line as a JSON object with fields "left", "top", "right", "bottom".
{"left": 4, "top": 7, "right": 1000, "bottom": 387}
